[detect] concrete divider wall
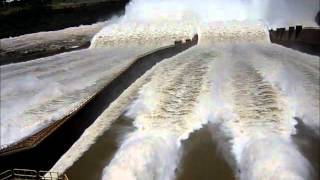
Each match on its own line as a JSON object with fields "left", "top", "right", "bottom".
{"left": 0, "top": 35, "right": 198, "bottom": 172}
{"left": 269, "top": 26, "right": 320, "bottom": 56}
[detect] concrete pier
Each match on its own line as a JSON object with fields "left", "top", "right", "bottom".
{"left": 269, "top": 26, "right": 320, "bottom": 56}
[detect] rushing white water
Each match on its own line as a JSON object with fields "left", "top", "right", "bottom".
{"left": 46, "top": 0, "right": 319, "bottom": 179}
{"left": 198, "top": 21, "right": 269, "bottom": 44}
{"left": 49, "top": 56, "right": 156, "bottom": 174}
{"left": 48, "top": 28, "right": 319, "bottom": 180}
{"left": 0, "top": 47, "right": 156, "bottom": 148}
{"left": 207, "top": 43, "right": 319, "bottom": 179}
{"left": 91, "top": 21, "right": 197, "bottom": 48}
{"left": 101, "top": 46, "right": 213, "bottom": 180}
{"left": 97, "top": 41, "right": 319, "bottom": 180}
{"left": 102, "top": 131, "right": 181, "bottom": 180}
{"left": 247, "top": 44, "right": 320, "bottom": 136}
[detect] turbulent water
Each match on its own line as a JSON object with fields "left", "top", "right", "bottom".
{"left": 207, "top": 43, "right": 319, "bottom": 179}
{"left": 99, "top": 42, "right": 319, "bottom": 180}
{"left": 49, "top": 0, "right": 320, "bottom": 178}
{"left": 1, "top": 0, "right": 318, "bottom": 179}
{"left": 51, "top": 39, "right": 319, "bottom": 180}
{"left": 0, "top": 47, "right": 157, "bottom": 147}
{"left": 102, "top": 47, "right": 213, "bottom": 180}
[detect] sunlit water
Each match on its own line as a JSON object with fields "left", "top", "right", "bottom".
{"left": 0, "top": 47, "right": 156, "bottom": 147}
{"left": 2, "top": 0, "right": 318, "bottom": 179}
{"left": 52, "top": 41, "right": 319, "bottom": 180}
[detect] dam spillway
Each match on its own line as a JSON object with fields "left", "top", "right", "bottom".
{"left": 1, "top": 0, "right": 320, "bottom": 180}
{"left": 1, "top": 24, "right": 319, "bottom": 180}
{"left": 0, "top": 36, "right": 197, "bottom": 170}
{"left": 46, "top": 41, "right": 319, "bottom": 180}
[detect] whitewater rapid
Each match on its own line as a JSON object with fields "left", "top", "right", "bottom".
{"left": 0, "top": 46, "right": 158, "bottom": 148}
{"left": 44, "top": 16, "right": 320, "bottom": 179}
{"left": 2, "top": 0, "right": 313, "bottom": 178}
{"left": 102, "top": 46, "right": 213, "bottom": 180}
{"left": 210, "top": 42, "right": 319, "bottom": 179}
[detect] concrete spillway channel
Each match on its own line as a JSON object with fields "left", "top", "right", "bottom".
{"left": 66, "top": 120, "right": 235, "bottom": 180}
{"left": 0, "top": 35, "right": 198, "bottom": 172}
{"left": 65, "top": 115, "right": 134, "bottom": 180}
{"left": 293, "top": 118, "right": 320, "bottom": 179}
{"left": 176, "top": 124, "right": 235, "bottom": 180}
{"left": 64, "top": 43, "right": 235, "bottom": 180}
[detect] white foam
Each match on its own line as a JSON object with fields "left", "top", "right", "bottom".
{"left": 91, "top": 21, "right": 197, "bottom": 48}
{"left": 206, "top": 43, "right": 317, "bottom": 179}
{"left": 101, "top": 46, "right": 213, "bottom": 179}
{"left": 240, "top": 137, "right": 312, "bottom": 180}
{"left": 92, "top": 0, "right": 287, "bottom": 49}
{"left": 102, "top": 131, "right": 180, "bottom": 180}
{"left": 0, "top": 47, "right": 153, "bottom": 148}
{"left": 199, "top": 21, "right": 270, "bottom": 44}
{"left": 49, "top": 47, "right": 163, "bottom": 174}
{"left": 48, "top": 42, "right": 318, "bottom": 180}
{"left": 32, "top": 1, "right": 319, "bottom": 178}
{"left": 246, "top": 43, "right": 320, "bottom": 136}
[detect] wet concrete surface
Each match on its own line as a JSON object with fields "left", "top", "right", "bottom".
{"left": 293, "top": 118, "right": 320, "bottom": 179}
{"left": 66, "top": 122, "right": 235, "bottom": 180}
{"left": 66, "top": 116, "right": 134, "bottom": 180}
{"left": 177, "top": 124, "right": 235, "bottom": 180}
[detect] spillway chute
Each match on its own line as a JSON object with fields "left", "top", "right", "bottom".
{"left": 100, "top": 46, "right": 214, "bottom": 179}
{"left": 198, "top": 21, "right": 270, "bottom": 45}
{"left": 90, "top": 21, "right": 198, "bottom": 49}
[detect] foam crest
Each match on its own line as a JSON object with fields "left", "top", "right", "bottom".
{"left": 240, "top": 137, "right": 313, "bottom": 180}
{"left": 0, "top": 48, "right": 151, "bottom": 148}
{"left": 246, "top": 44, "right": 320, "bottom": 136}
{"left": 102, "top": 131, "right": 180, "bottom": 180}
{"left": 91, "top": 0, "right": 281, "bottom": 48}
{"left": 102, "top": 47, "right": 214, "bottom": 179}
{"left": 199, "top": 21, "right": 269, "bottom": 44}
{"left": 91, "top": 21, "right": 197, "bottom": 48}
{"left": 49, "top": 55, "right": 156, "bottom": 174}
{"left": 206, "top": 43, "right": 315, "bottom": 179}
{"left": 127, "top": 47, "right": 212, "bottom": 139}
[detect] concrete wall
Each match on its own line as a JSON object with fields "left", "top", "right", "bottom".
{"left": 269, "top": 26, "right": 320, "bottom": 56}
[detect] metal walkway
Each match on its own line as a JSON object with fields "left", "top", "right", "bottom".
{"left": 0, "top": 169, "right": 68, "bottom": 180}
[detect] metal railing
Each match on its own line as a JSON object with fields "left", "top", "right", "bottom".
{"left": 0, "top": 170, "right": 12, "bottom": 180}
{"left": 0, "top": 169, "right": 68, "bottom": 180}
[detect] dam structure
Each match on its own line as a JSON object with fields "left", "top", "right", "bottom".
{"left": 0, "top": 0, "right": 319, "bottom": 180}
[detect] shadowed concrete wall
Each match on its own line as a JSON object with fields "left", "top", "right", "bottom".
{"left": 270, "top": 26, "right": 320, "bottom": 56}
